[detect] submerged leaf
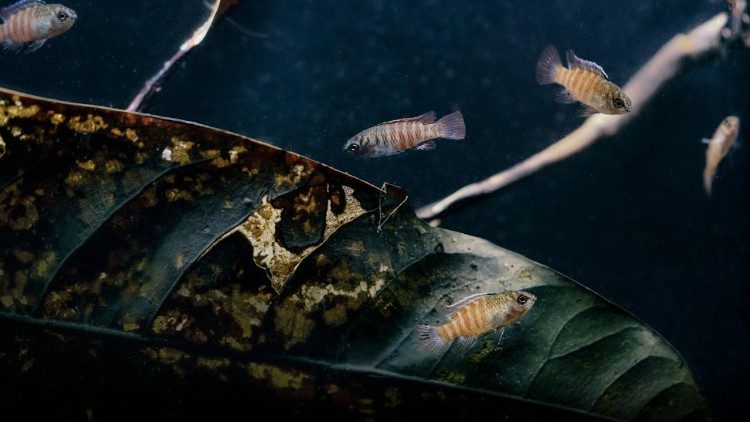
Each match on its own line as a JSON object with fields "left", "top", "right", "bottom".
{"left": 0, "top": 87, "right": 709, "bottom": 420}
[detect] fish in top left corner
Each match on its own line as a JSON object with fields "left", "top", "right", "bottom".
{"left": 0, "top": 0, "right": 77, "bottom": 53}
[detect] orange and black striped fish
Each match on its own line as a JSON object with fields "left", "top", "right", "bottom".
{"left": 343, "top": 111, "right": 466, "bottom": 158}
{"left": 536, "top": 45, "right": 631, "bottom": 116}
{"left": 0, "top": 0, "right": 76, "bottom": 53}
{"left": 417, "top": 290, "right": 536, "bottom": 356}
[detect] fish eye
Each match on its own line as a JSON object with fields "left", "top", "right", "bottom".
{"left": 613, "top": 98, "right": 624, "bottom": 108}
{"left": 58, "top": 12, "right": 67, "bottom": 21}
{"left": 517, "top": 295, "right": 528, "bottom": 305}
{"left": 347, "top": 143, "right": 360, "bottom": 152}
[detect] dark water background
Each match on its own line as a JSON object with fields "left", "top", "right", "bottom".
{"left": 2, "top": 0, "right": 748, "bottom": 419}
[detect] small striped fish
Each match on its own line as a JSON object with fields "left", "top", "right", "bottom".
{"left": 536, "top": 45, "right": 631, "bottom": 116}
{"left": 0, "top": 0, "right": 76, "bottom": 53}
{"left": 417, "top": 290, "right": 536, "bottom": 356}
{"left": 343, "top": 111, "right": 466, "bottom": 158}
{"left": 703, "top": 116, "right": 740, "bottom": 195}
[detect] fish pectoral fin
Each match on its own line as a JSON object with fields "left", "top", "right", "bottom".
{"left": 1, "top": 40, "right": 24, "bottom": 53}
{"left": 702, "top": 138, "right": 718, "bottom": 145}
{"left": 454, "top": 336, "right": 478, "bottom": 354}
{"left": 554, "top": 88, "right": 576, "bottom": 104}
{"left": 577, "top": 105, "right": 598, "bottom": 117}
{"left": 24, "top": 39, "right": 46, "bottom": 54}
{"left": 496, "top": 328, "right": 506, "bottom": 345}
{"left": 415, "top": 140, "right": 437, "bottom": 151}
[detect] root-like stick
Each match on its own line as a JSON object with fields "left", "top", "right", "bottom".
{"left": 417, "top": 11, "right": 738, "bottom": 220}
{"left": 377, "top": 193, "right": 409, "bottom": 233}
{"left": 127, "top": 0, "right": 240, "bottom": 112}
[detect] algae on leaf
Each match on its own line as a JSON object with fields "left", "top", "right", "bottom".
{"left": 0, "top": 87, "right": 709, "bottom": 420}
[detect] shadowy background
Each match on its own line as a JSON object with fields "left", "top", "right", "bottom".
{"left": 1, "top": 0, "right": 748, "bottom": 418}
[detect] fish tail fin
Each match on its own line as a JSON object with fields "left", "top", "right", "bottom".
{"left": 416, "top": 325, "right": 447, "bottom": 356}
{"left": 435, "top": 111, "right": 465, "bottom": 140}
{"left": 536, "top": 45, "right": 562, "bottom": 85}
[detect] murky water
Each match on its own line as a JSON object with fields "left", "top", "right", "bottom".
{"left": 2, "top": 1, "right": 748, "bottom": 419}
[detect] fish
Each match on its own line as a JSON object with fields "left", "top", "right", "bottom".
{"left": 343, "top": 111, "right": 465, "bottom": 158}
{"left": 417, "top": 290, "right": 536, "bottom": 356}
{"left": 536, "top": 45, "right": 632, "bottom": 116}
{"left": 703, "top": 116, "right": 740, "bottom": 195}
{"left": 0, "top": 0, "right": 77, "bottom": 53}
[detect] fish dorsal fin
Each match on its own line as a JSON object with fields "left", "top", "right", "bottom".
{"left": 378, "top": 111, "right": 437, "bottom": 126}
{"left": 442, "top": 293, "right": 493, "bottom": 318}
{"left": 566, "top": 50, "right": 609, "bottom": 80}
{"left": 1, "top": 0, "right": 45, "bottom": 20}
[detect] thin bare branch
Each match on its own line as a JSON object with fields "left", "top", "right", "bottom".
{"left": 417, "top": 8, "right": 746, "bottom": 220}
{"left": 127, "top": 0, "right": 241, "bottom": 112}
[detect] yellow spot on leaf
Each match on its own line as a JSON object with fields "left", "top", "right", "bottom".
{"left": 33, "top": 251, "right": 57, "bottom": 279}
{"left": 201, "top": 149, "right": 221, "bottom": 159}
{"left": 68, "top": 114, "right": 108, "bottom": 133}
{"left": 76, "top": 160, "right": 96, "bottom": 171}
{"left": 0, "top": 100, "right": 40, "bottom": 126}
{"left": 384, "top": 387, "right": 401, "bottom": 409}
{"left": 65, "top": 170, "right": 84, "bottom": 186}
{"left": 104, "top": 159, "right": 123, "bottom": 174}
{"left": 246, "top": 363, "right": 315, "bottom": 398}
{"left": 50, "top": 113, "right": 65, "bottom": 125}
{"left": 165, "top": 188, "right": 194, "bottom": 202}
{"left": 169, "top": 137, "right": 195, "bottom": 165}
{"left": 125, "top": 128, "right": 139, "bottom": 142}
{"left": 229, "top": 145, "right": 247, "bottom": 164}
{"left": 12, "top": 249, "right": 34, "bottom": 264}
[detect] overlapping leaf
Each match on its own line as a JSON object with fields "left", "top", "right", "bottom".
{"left": 0, "top": 88, "right": 709, "bottom": 420}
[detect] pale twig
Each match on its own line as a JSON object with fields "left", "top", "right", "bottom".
{"left": 417, "top": 9, "right": 745, "bottom": 220}
{"left": 127, "top": 0, "right": 240, "bottom": 112}
{"left": 377, "top": 192, "right": 409, "bottom": 233}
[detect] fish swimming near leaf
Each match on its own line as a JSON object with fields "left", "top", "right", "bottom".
{"left": 343, "top": 111, "right": 465, "bottom": 158}
{"left": 536, "top": 45, "right": 631, "bottom": 116}
{"left": 0, "top": 0, "right": 77, "bottom": 53}
{"left": 703, "top": 115, "right": 740, "bottom": 195}
{"left": 417, "top": 290, "right": 536, "bottom": 356}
